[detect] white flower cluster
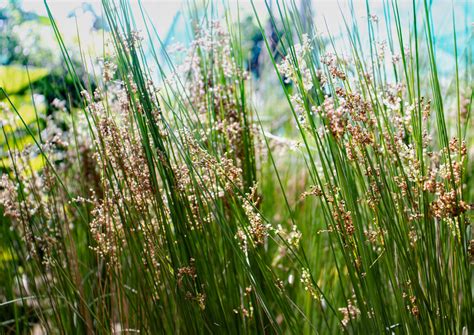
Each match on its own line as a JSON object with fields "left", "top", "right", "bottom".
{"left": 277, "top": 34, "right": 313, "bottom": 92}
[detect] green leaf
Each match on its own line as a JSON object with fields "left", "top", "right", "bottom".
{"left": 37, "top": 15, "right": 51, "bottom": 26}
{"left": 0, "top": 65, "right": 49, "bottom": 95}
{"left": 0, "top": 94, "right": 45, "bottom": 134}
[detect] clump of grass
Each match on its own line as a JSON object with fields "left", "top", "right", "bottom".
{"left": 253, "top": 0, "right": 472, "bottom": 332}
{"left": 0, "top": 0, "right": 472, "bottom": 334}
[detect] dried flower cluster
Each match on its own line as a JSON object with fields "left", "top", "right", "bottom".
{"left": 321, "top": 53, "right": 347, "bottom": 81}
{"left": 338, "top": 299, "right": 361, "bottom": 327}
{"left": 169, "top": 21, "right": 252, "bottom": 176}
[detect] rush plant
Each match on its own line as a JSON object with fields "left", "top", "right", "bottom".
{"left": 0, "top": 0, "right": 471, "bottom": 334}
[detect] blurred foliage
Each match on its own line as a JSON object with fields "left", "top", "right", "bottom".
{"left": 0, "top": 0, "right": 100, "bottom": 105}
{"left": 0, "top": 66, "right": 47, "bottom": 170}
{"left": 0, "top": 1, "right": 56, "bottom": 67}
{"left": 0, "top": 1, "right": 101, "bottom": 173}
